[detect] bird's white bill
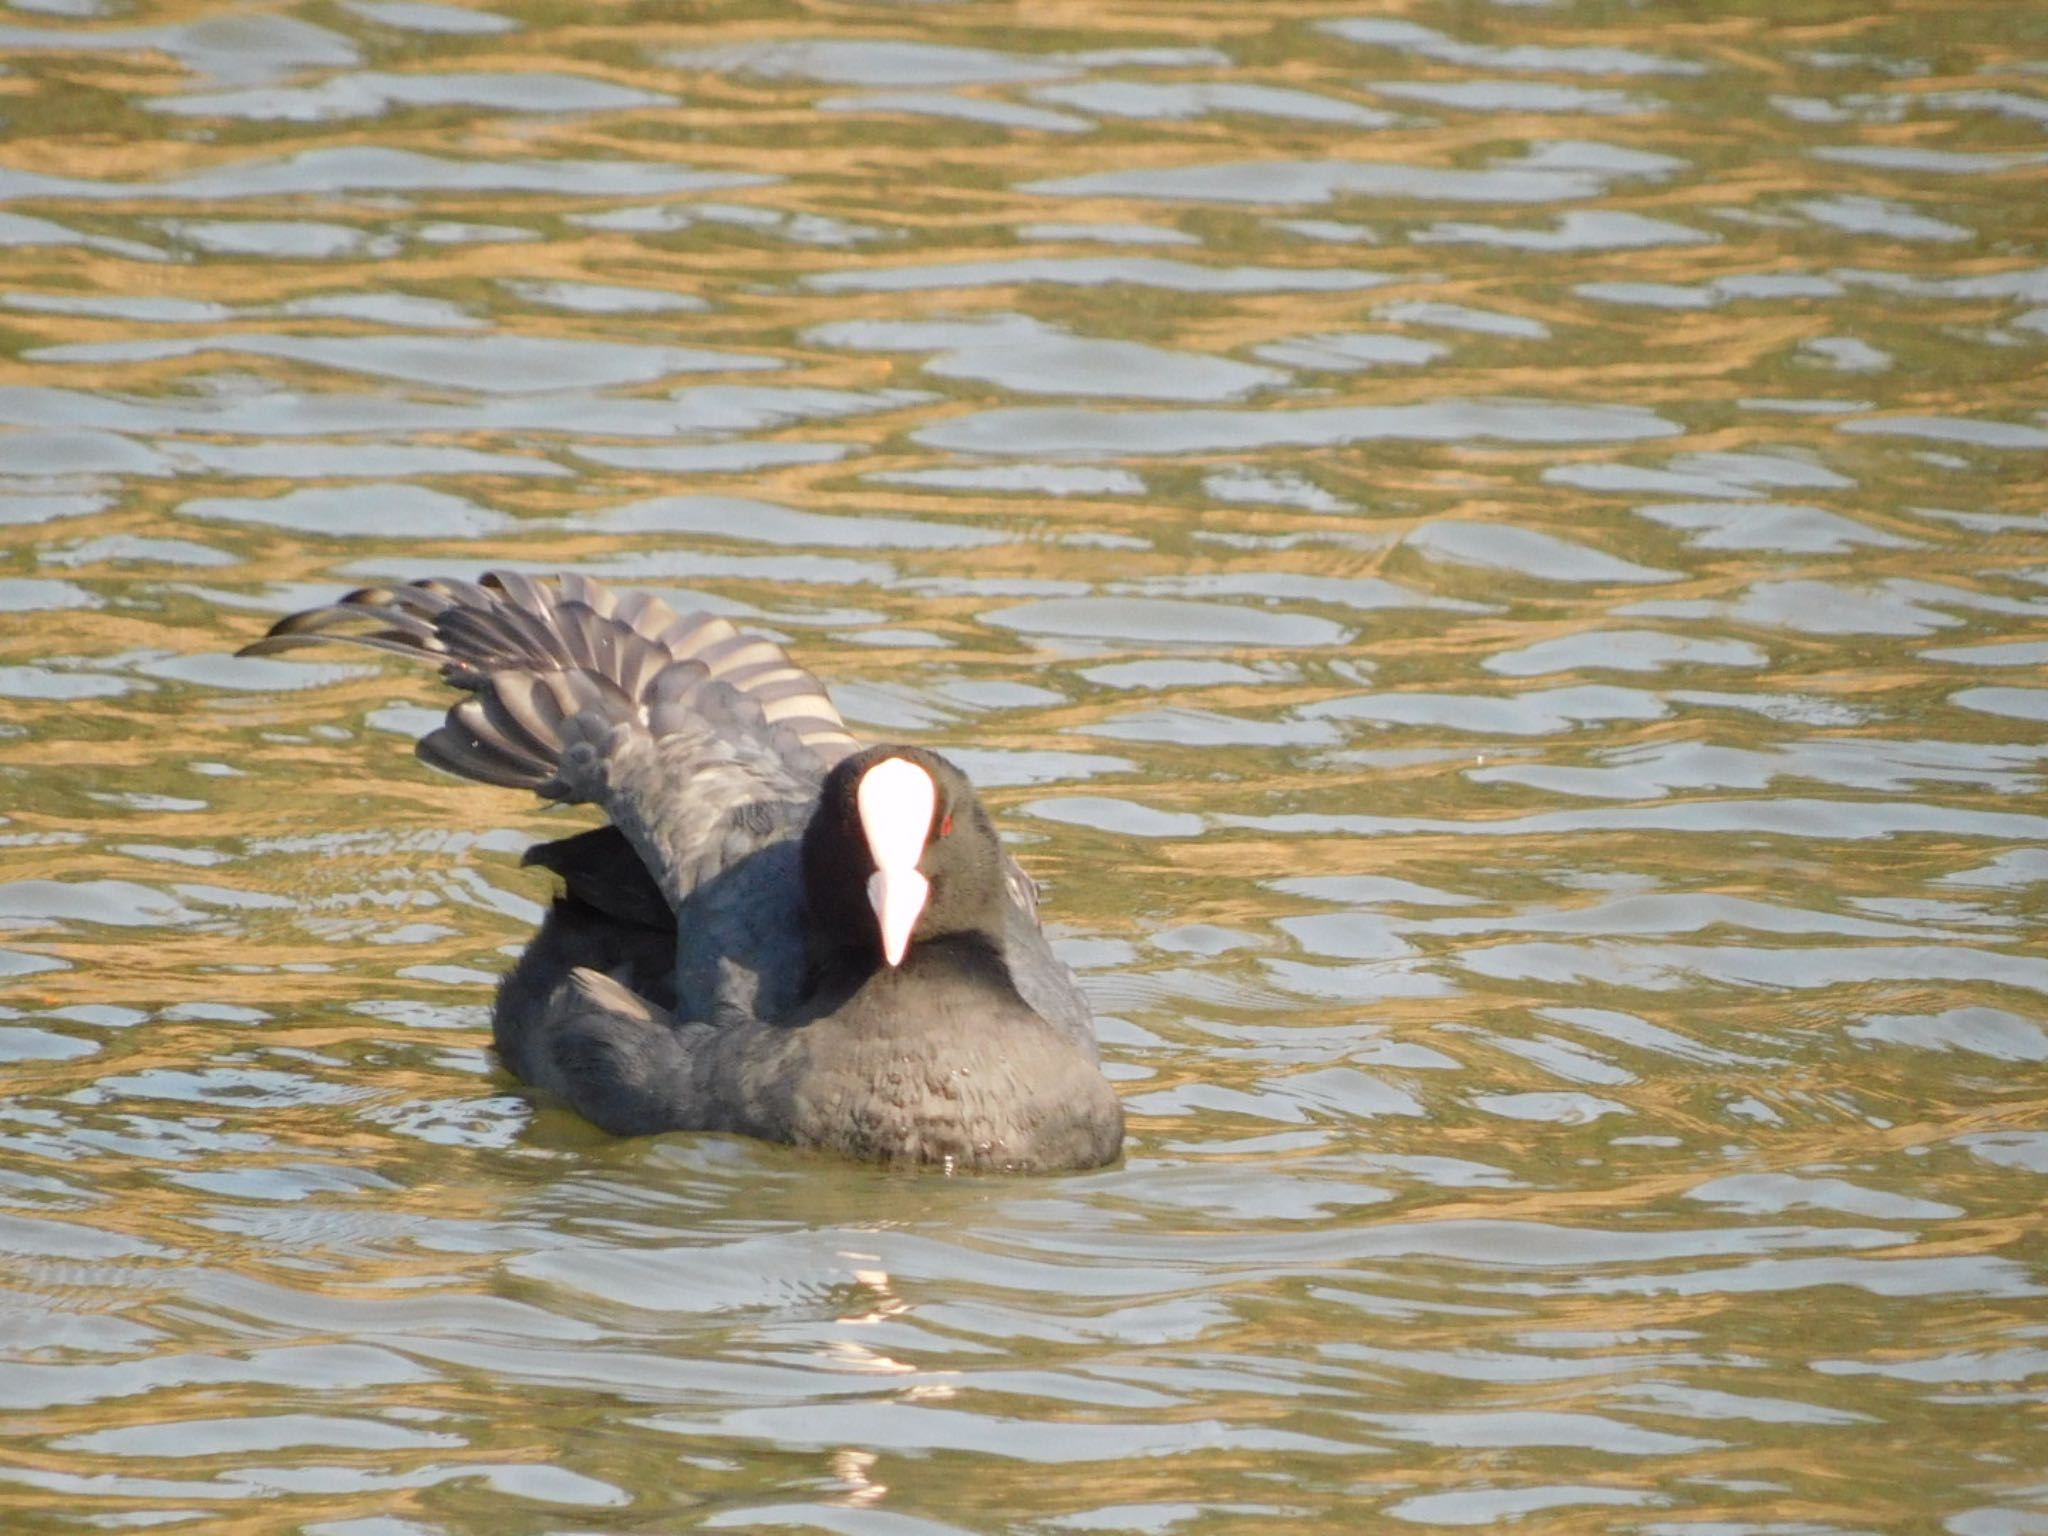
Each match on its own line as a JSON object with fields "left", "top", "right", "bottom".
{"left": 857, "top": 757, "right": 936, "bottom": 966}
{"left": 866, "top": 867, "right": 930, "bottom": 968}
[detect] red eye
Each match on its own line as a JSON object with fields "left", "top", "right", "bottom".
{"left": 938, "top": 813, "right": 954, "bottom": 838}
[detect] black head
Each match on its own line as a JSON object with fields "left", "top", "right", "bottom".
{"left": 801, "top": 744, "right": 1007, "bottom": 974}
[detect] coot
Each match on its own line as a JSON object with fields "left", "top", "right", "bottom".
{"left": 241, "top": 572, "right": 1123, "bottom": 1172}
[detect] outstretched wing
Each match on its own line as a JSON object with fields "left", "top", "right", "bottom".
{"left": 242, "top": 572, "right": 860, "bottom": 911}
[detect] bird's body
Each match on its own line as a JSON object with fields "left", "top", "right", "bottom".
{"left": 242, "top": 572, "right": 1122, "bottom": 1172}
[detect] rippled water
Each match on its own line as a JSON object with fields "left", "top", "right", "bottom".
{"left": 1, "top": 2, "right": 2045, "bottom": 1531}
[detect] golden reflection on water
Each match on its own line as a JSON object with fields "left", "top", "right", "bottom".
{"left": 0, "top": 0, "right": 2046, "bottom": 1531}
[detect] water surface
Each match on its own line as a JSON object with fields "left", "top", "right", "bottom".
{"left": 0, "top": 2, "right": 2044, "bottom": 1533}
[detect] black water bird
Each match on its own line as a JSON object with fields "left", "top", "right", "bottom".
{"left": 241, "top": 572, "right": 1123, "bottom": 1172}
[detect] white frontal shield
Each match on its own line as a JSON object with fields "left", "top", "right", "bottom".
{"left": 857, "top": 757, "right": 936, "bottom": 966}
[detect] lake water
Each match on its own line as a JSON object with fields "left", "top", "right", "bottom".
{"left": 1, "top": 2, "right": 2045, "bottom": 1532}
